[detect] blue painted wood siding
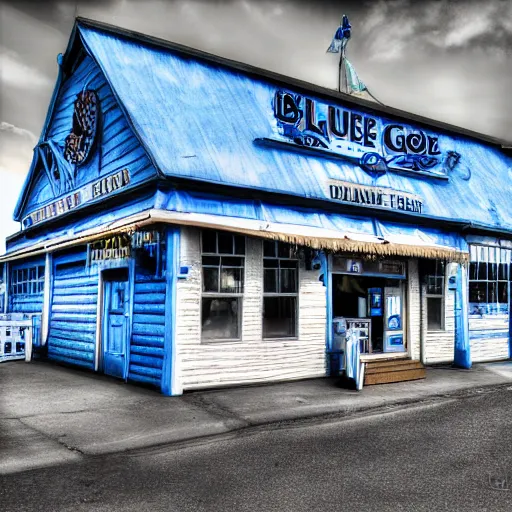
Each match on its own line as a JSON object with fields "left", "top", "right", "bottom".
{"left": 8, "top": 258, "right": 45, "bottom": 314}
{"left": 9, "top": 294, "right": 44, "bottom": 315}
{"left": 19, "top": 52, "right": 157, "bottom": 223}
{"left": 129, "top": 278, "right": 166, "bottom": 387}
{"left": 47, "top": 251, "right": 99, "bottom": 369}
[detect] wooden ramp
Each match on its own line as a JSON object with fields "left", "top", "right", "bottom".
{"left": 364, "top": 359, "right": 426, "bottom": 386}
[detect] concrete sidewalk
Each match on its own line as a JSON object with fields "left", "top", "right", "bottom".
{"left": 2, "top": 359, "right": 512, "bottom": 474}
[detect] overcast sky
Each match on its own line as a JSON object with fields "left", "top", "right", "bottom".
{"left": 1, "top": 0, "right": 512, "bottom": 252}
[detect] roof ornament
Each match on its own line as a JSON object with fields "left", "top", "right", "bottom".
{"left": 64, "top": 89, "right": 99, "bottom": 168}
{"left": 326, "top": 15, "right": 383, "bottom": 104}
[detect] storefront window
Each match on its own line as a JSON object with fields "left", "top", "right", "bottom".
{"left": 263, "top": 240, "right": 298, "bottom": 338}
{"left": 469, "top": 245, "right": 510, "bottom": 316}
{"left": 201, "top": 230, "right": 245, "bottom": 341}
{"left": 421, "top": 260, "right": 445, "bottom": 330}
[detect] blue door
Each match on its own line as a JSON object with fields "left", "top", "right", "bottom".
{"left": 103, "top": 270, "right": 130, "bottom": 379}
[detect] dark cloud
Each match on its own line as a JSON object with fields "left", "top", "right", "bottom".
{"left": 1, "top": 0, "right": 512, "bottom": 141}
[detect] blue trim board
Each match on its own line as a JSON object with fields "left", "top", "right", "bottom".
{"left": 510, "top": 293, "right": 512, "bottom": 359}
{"left": 126, "top": 258, "right": 136, "bottom": 380}
{"left": 325, "top": 253, "right": 334, "bottom": 375}
{"left": 161, "top": 227, "right": 180, "bottom": 396}
{"left": 469, "top": 330, "right": 509, "bottom": 340}
{"left": 454, "top": 265, "right": 471, "bottom": 369}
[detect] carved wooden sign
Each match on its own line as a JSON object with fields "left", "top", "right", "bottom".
{"left": 269, "top": 90, "right": 461, "bottom": 179}
{"left": 22, "top": 168, "right": 131, "bottom": 228}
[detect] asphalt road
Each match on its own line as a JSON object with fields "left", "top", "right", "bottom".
{"left": 2, "top": 387, "right": 512, "bottom": 512}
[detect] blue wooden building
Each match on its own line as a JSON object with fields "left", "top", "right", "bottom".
{"left": 1, "top": 18, "right": 512, "bottom": 394}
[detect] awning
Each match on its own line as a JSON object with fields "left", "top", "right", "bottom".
{"left": 160, "top": 190, "right": 469, "bottom": 262}
{"left": 1, "top": 190, "right": 469, "bottom": 263}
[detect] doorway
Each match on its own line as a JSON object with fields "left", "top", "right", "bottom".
{"left": 101, "top": 268, "right": 130, "bottom": 378}
{"left": 332, "top": 274, "right": 406, "bottom": 354}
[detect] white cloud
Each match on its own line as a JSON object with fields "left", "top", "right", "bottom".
{"left": 0, "top": 166, "right": 26, "bottom": 254}
{"left": 0, "top": 121, "right": 37, "bottom": 143}
{"left": 444, "top": 3, "right": 496, "bottom": 47}
{"left": 0, "top": 46, "right": 53, "bottom": 90}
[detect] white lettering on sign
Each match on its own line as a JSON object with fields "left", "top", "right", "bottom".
{"left": 22, "top": 168, "right": 131, "bottom": 228}
{"left": 328, "top": 179, "right": 424, "bottom": 214}
{"left": 89, "top": 234, "right": 131, "bottom": 264}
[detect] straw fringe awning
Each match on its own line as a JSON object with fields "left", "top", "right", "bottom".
{"left": 0, "top": 208, "right": 469, "bottom": 263}
{"left": 203, "top": 228, "right": 469, "bottom": 263}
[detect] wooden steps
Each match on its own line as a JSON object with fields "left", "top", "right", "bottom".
{"left": 364, "top": 358, "right": 426, "bottom": 386}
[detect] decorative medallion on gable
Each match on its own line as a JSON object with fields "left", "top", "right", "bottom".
{"left": 64, "top": 90, "right": 99, "bottom": 166}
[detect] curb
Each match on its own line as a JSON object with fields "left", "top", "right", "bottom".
{"left": 101, "top": 381, "right": 512, "bottom": 458}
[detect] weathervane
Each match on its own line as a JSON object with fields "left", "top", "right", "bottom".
{"left": 326, "top": 15, "right": 382, "bottom": 104}
{"left": 327, "top": 14, "right": 352, "bottom": 93}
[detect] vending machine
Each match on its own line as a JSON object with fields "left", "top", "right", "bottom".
{"left": 383, "top": 286, "right": 405, "bottom": 352}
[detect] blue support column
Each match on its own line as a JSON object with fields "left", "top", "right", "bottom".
{"left": 454, "top": 263, "right": 471, "bottom": 368}
{"left": 318, "top": 251, "right": 337, "bottom": 376}
{"left": 509, "top": 287, "right": 512, "bottom": 360}
{"left": 125, "top": 258, "right": 136, "bottom": 380}
{"left": 325, "top": 253, "right": 332, "bottom": 354}
{"left": 161, "top": 227, "right": 180, "bottom": 396}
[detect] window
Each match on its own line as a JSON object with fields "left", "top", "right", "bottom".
{"left": 0, "top": 263, "right": 5, "bottom": 313}
{"left": 263, "top": 240, "right": 298, "bottom": 338}
{"left": 10, "top": 265, "right": 45, "bottom": 296}
{"left": 421, "top": 260, "right": 445, "bottom": 331}
{"left": 469, "top": 246, "right": 510, "bottom": 316}
{"left": 201, "top": 230, "right": 245, "bottom": 341}
{"left": 132, "top": 229, "right": 166, "bottom": 279}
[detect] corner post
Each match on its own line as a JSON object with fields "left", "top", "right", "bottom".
{"left": 161, "top": 227, "right": 181, "bottom": 396}
{"left": 454, "top": 263, "right": 471, "bottom": 368}
{"left": 41, "top": 252, "right": 52, "bottom": 346}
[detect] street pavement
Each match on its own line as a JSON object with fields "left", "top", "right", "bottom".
{"left": 2, "top": 359, "right": 512, "bottom": 477}
{"left": 2, "top": 383, "right": 512, "bottom": 511}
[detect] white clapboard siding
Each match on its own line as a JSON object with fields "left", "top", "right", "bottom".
{"left": 469, "top": 315, "right": 509, "bottom": 362}
{"left": 407, "top": 259, "right": 421, "bottom": 361}
{"left": 423, "top": 276, "right": 456, "bottom": 364}
{"left": 175, "top": 227, "right": 327, "bottom": 390}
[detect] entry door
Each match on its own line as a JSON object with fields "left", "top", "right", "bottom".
{"left": 103, "top": 274, "right": 130, "bottom": 378}
{"left": 383, "top": 285, "right": 406, "bottom": 352}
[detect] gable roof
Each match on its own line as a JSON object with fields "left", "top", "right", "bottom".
{"left": 74, "top": 17, "right": 510, "bottom": 148}
{"left": 12, "top": 27, "right": 160, "bottom": 223}
{"left": 11, "top": 17, "right": 512, "bottom": 238}
{"left": 73, "top": 18, "right": 512, "bottom": 234}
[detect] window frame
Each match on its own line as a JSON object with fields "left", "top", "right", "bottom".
{"left": 262, "top": 240, "right": 299, "bottom": 340}
{"left": 10, "top": 264, "right": 45, "bottom": 297}
{"left": 423, "top": 259, "right": 446, "bottom": 332}
{"left": 132, "top": 228, "right": 166, "bottom": 280}
{"left": 468, "top": 245, "right": 510, "bottom": 316}
{"left": 200, "top": 230, "right": 246, "bottom": 343}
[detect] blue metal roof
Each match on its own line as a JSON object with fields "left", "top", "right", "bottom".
{"left": 77, "top": 23, "right": 512, "bottom": 235}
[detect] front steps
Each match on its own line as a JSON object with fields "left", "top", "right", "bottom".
{"left": 364, "top": 358, "right": 426, "bottom": 386}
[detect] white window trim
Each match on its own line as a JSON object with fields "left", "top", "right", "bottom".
{"left": 262, "top": 240, "right": 299, "bottom": 341}
{"left": 200, "top": 230, "right": 246, "bottom": 343}
{"left": 425, "top": 261, "right": 446, "bottom": 332}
